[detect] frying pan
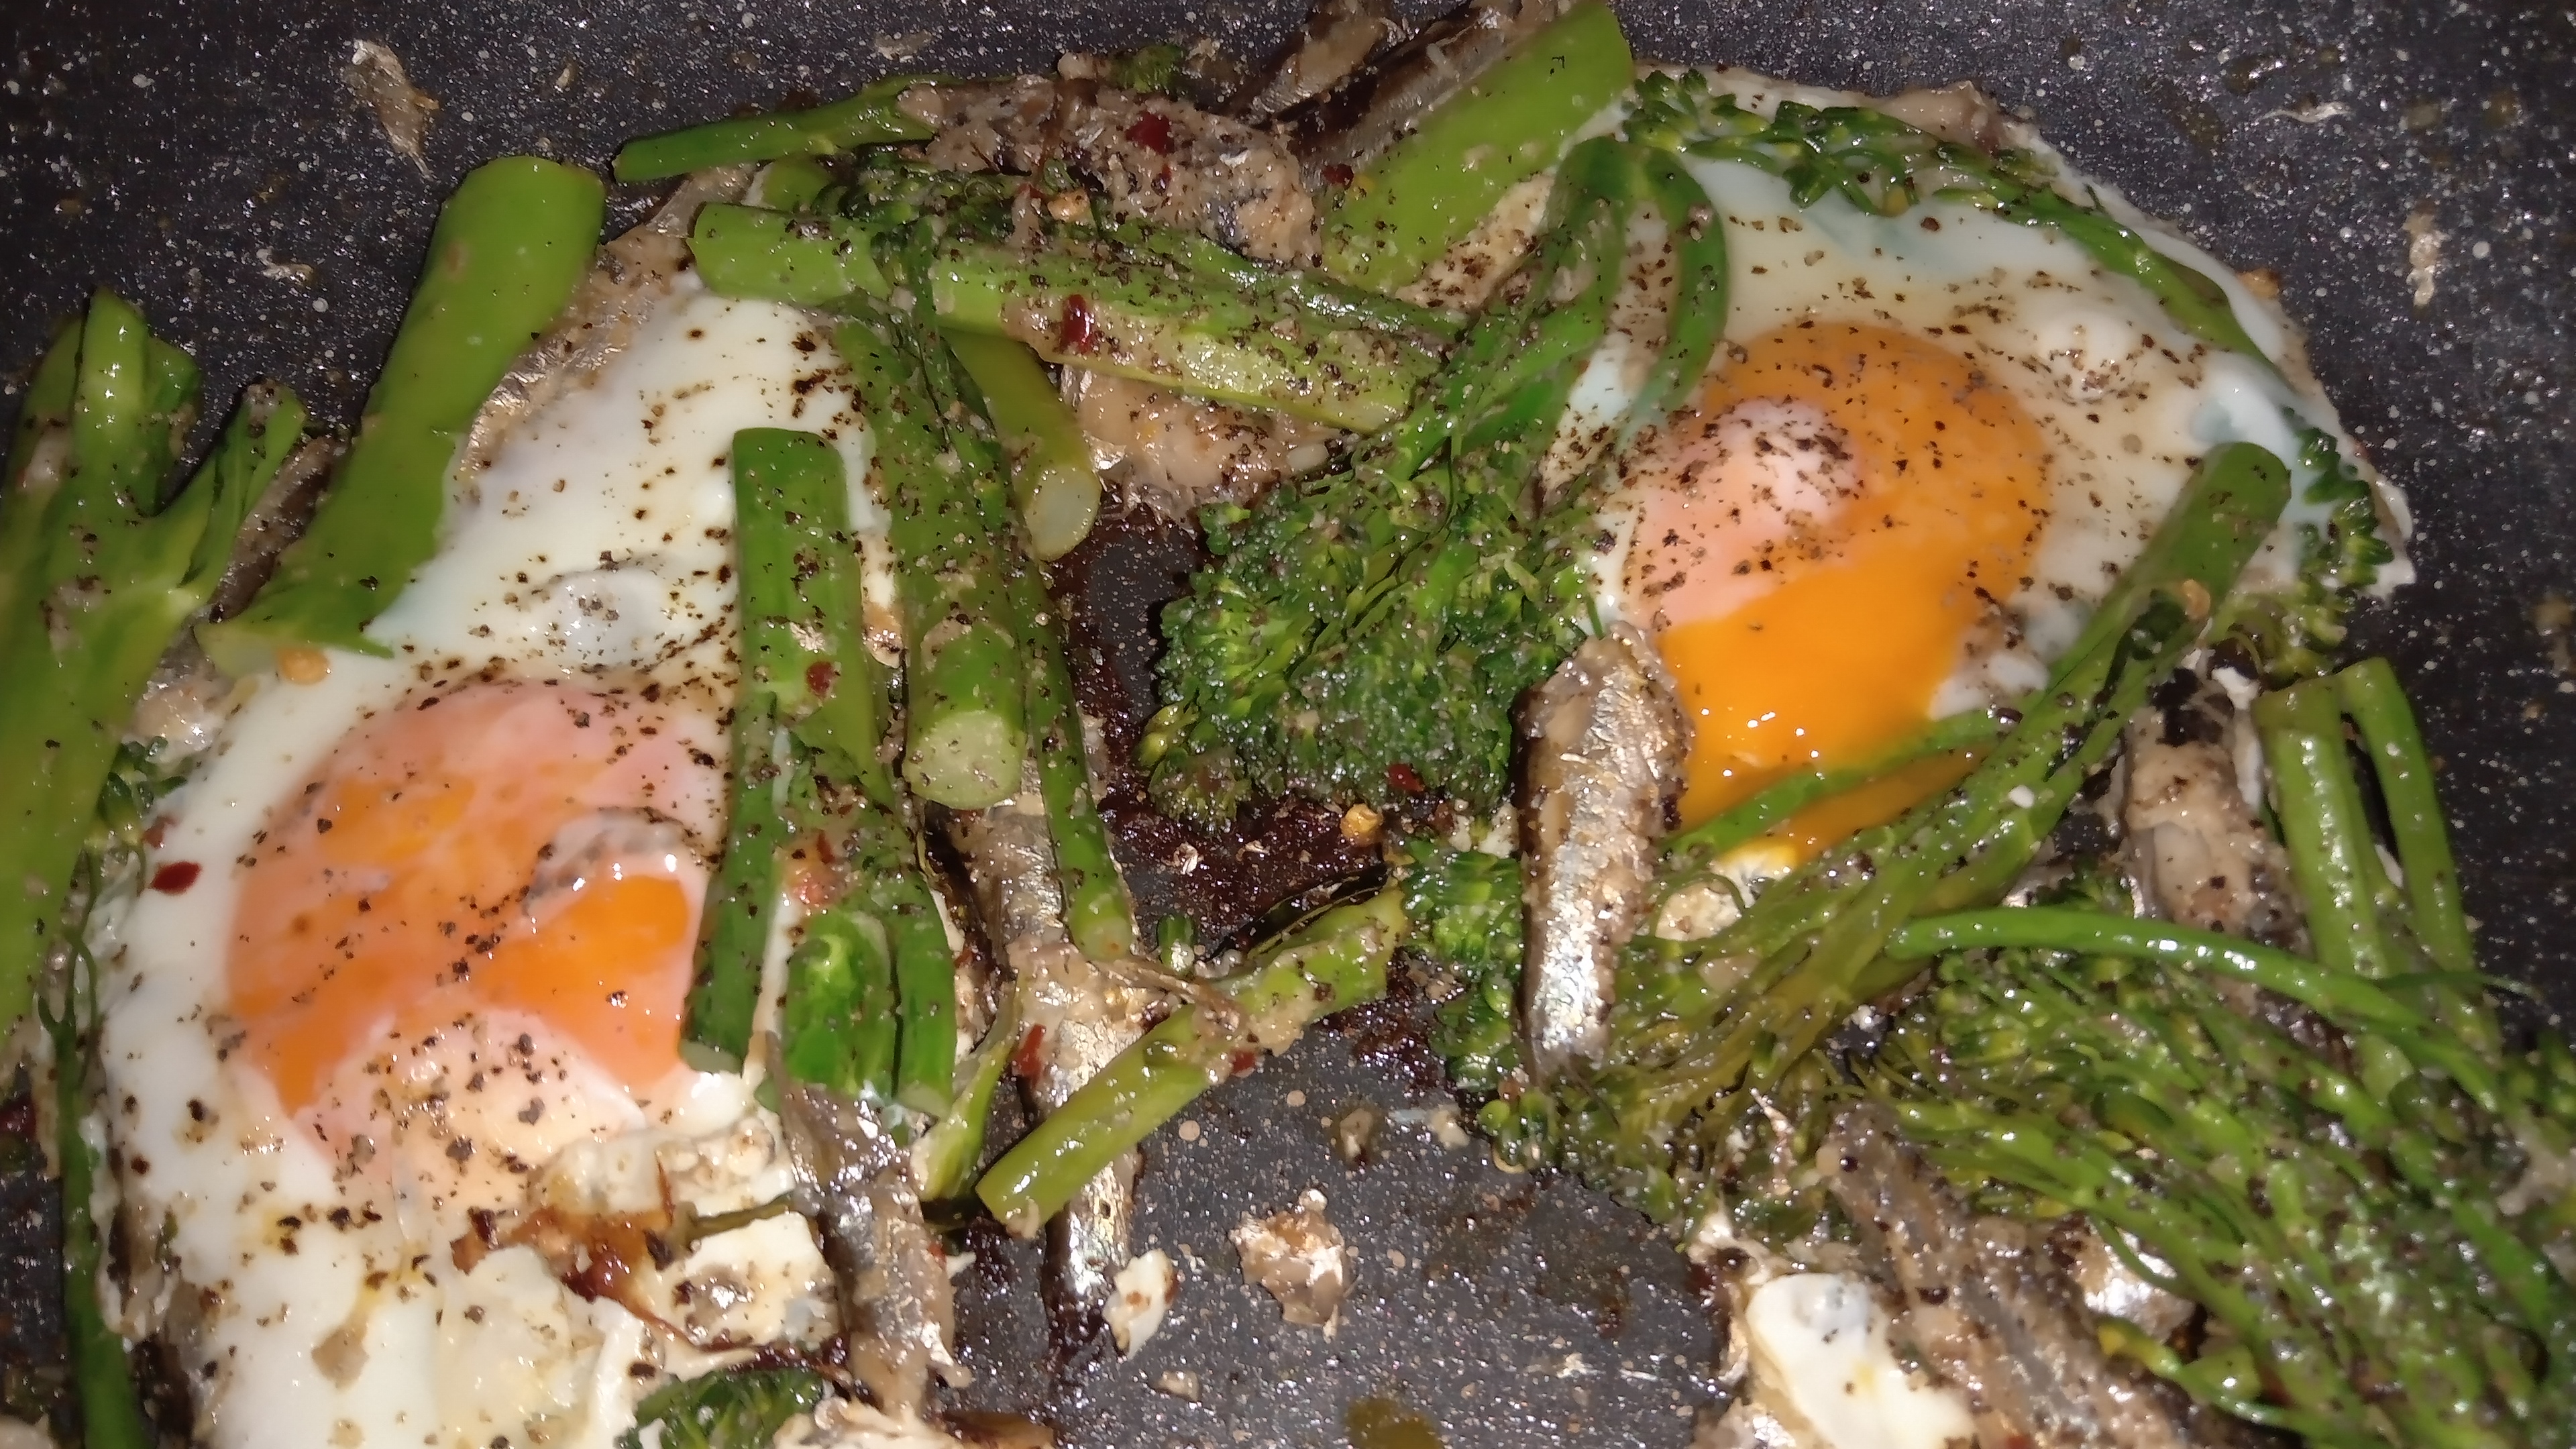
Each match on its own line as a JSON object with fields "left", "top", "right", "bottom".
{"left": 1, "top": 1, "right": 2569, "bottom": 1444}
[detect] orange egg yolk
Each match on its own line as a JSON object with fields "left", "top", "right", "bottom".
{"left": 1623, "top": 321, "right": 2049, "bottom": 832}
{"left": 228, "top": 684, "right": 716, "bottom": 1120}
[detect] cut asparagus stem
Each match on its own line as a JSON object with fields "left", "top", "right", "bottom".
{"left": 831, "top": 299, "right": 1028, "bottom": 809}
{"left": 1010, "top": 564, "right": 1136, "bottom": 961}
{"left": 690, "top": 202, "right": 891, "bottom": 305}
{"left": 0, "top": 380, "right": 305, "bottom": 1031}
{"left": 613, "top": 75, "right": 932, "bottom": 182}
{"left": 1321, "top": 1, "right": 1635, "bottom": 292}
{"left": 685, "top": 685, "right": 792, "bottom": 1070}
{"left": 975, "top": 885, "right": 1405, "bottom": 1232}
{"left": 0, "top": 317, "right": 86, "bottom": 663}
{"left": 203, "top": 157, "right": 604, "bottom": 674}
{"left": 729, "top": 426, "right": 894, "bottom": 803}
{"left": 873, "top": 854, "right": 957, "bottom": 1115}
{"left": 777, "top": 907, "right": 898, "bottom": 1102}
{"left": 947, "top": 331, "right": 1102, "bottom": 562}
{"left": 46, "top": 945, "right": 153, "bottom": 1449}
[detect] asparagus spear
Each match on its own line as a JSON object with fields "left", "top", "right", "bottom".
{"left": 613, "top": 75, "right": 932, "bottom": 182}
{"left": 1009, "top": 564, "right": 1137, "bottom": 961}
{"left": 0, "top": 370, "right": 305, "bottom": 1031}
{"left": 202, "top": 156, "right": 603, "bottom": 675}
{"left": 830, "top": 299, "right": 1028, "bottom": 810}
{"left": 690, "top": 427, "right": 953, "bottom": 1108}
{"left": 975, "top": 884, "right": 1406, "bottom": 1232}
{"left": 46, "top": 938, "right": 153, "bottom": 1449}
{"left": 1321, "top": 1, "right": 1635, "bottom": 292}
{"left": 729, "top": 427, "right": 892, "bottom": 803}
{"left": 946, "top": 331, "right": 1102, "bottom": 563}
{"left": 690, "top": 202, "right": 890, "bottom": 306}
{"left": 1658, "top": 706, "right": 2010, "bottom": 866}
{"left": 914, "top": 997, "right": 1020, "bottom": 1202}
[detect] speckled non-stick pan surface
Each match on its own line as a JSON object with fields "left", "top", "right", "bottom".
{"left": 3, "top": 1, "right": 2569, "bottom": 1444}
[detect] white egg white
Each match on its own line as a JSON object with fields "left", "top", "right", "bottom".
{"left": 99, "top": 284, "right": 876, "bottom": 1449}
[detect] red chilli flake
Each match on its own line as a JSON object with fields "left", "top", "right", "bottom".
{"left": 805, "top": 660, "right": 838, "bottom": 698}
{"left": 1322, "top": 162, "right": 1355, "bottom": 189}
{"left": 149, "top": 861, "right": 203, "bottom": 895}
{"left": 1228, "top": 1050, "right": 1261, "bottom": 1077}
{"left": 1012, "top": 1024, "right": 1048, "bottom": 1080}
{"left": 1123, "top": 110, "right": 1175, "bottom": 154}
{"left": 1055, "top": 294, "right": 1099, "bottom": 355}
{"left": 1387, "top": 761, "right": 1426, "bottom": 796}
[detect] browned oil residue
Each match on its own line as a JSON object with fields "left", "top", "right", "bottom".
{"left": 1346, "top": 1395, "right": 1445, "bottom": 1449}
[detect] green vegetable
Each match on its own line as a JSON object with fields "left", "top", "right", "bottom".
{"left": 613, "top": 75, "right": 932, "bottom": 182}
{"left": 690, "top": 202, "right": 889, "bottom": 305}
{"left": 916, "top": 998, "right": 1020, "bottom": 1201}
{"left": 777, "top": 908, "right": 898, "bottom": 1101}
{"left": 1402, "top": 839, "right": 1527, "bottom": 1095}
{"left": 1659, "top": 706, "right": 2010, "bottom": 867}
{"left": 2335, "top": 655, "right": 2474, "bottom": 975}
{"left": 948, "top": 331, "right": 1102, "bottom": 561}
{"left": 1010, "top": 566, "right": 1136, "bottom": 961}
{"left": 924, "top": 237, "right": 1437, "bottom": 431}
{"left": 1322, "top": 1, "right": 1635, "bottom": 292}
{"left": 204, "top": 157, "right": 602, "bottom": 674}
{"left": 1862, "top": 909, "right": 2575, "bottom": 1444}
{"left": 619, "top": 1368, "right": 832, "bottom": 1449}
{"left": 684, "top": 688, "right": 791, "bottom": 1068}
{"left": 1623, "top": 70, "right": 2270, "bottom": 361}
{"left": 1149, "top": 137, "right": 1726, "bottom": 824}
{"left": 977, "top": 884, "right": 1405, "bottom": 1231}
{"left": 1477, "top": 443, "right": 2288, "bottom": 1222}
{"left": 730, "top": 427, "right": 892, "bottom": 801}
{"left": 2213, "top": 427, "right": 2396, "bottom": 681}
{"left": 0, "top": 329, "right": 304, "bottom": 1032}
{"left": 2254, "top": 678, "right": 2400, "bottom": 980}
{"left": 831, "top": 298, "right": 1028, "bottom": 809}
{"left": 46, "top": 941, "right": 152, "bottom": 1449}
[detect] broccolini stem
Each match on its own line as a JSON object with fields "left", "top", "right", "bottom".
{"left": 2253, "top": 678, "right": 2401, "bottom": 979}
{"left": 1660, "top": 706, "right": 2008, "bottom": 865}
{"left": 1321, "top": 2, "right": 1635, "bottom": 292}
{"left": 204, "top": 158, "right": 604, "bottom": 675}
{"left": 2334, "top": 655, "right": 2476, "bottom": 977}
{"left": 947, "top": 331, "right": 1102, "bottom": 563}
{"left": 613, "top": 75, "right": 932, "bottom": 182}
{"left": 976, "top": 885, "right": 1405, "bottom": 1232}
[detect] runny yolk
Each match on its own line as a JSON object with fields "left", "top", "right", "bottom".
{"left": 228, "top": 683, "right": 715, "bottom": 1119}
{"left": 1622, "top": 322, "right": 2050, "bottom": 833}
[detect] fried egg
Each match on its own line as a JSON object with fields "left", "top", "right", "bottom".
{"left": 1574, "top": 72, "right": 2394, "bottom": 846}
{"left": 98, "top": 280, "right": 871, "bottom": 1449}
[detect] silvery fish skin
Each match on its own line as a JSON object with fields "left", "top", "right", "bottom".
{"left": 777, "top": 1083, "right": 959, "bottom": 1420}
{"left": 1820, "top": 1104, "right": 2239, "bottom": 1449}
{"left": 1271, "top": 0, "right": 1570, "bottom": 184}
{"left": 947, "top": 774, "right": 1153, "bottom": 1347}
{"left": 1226, "top": 0, "right": 1397, "bottom": 121}
{"left": 1517, "top": 627, "right": 1687, "bottom": 1079}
